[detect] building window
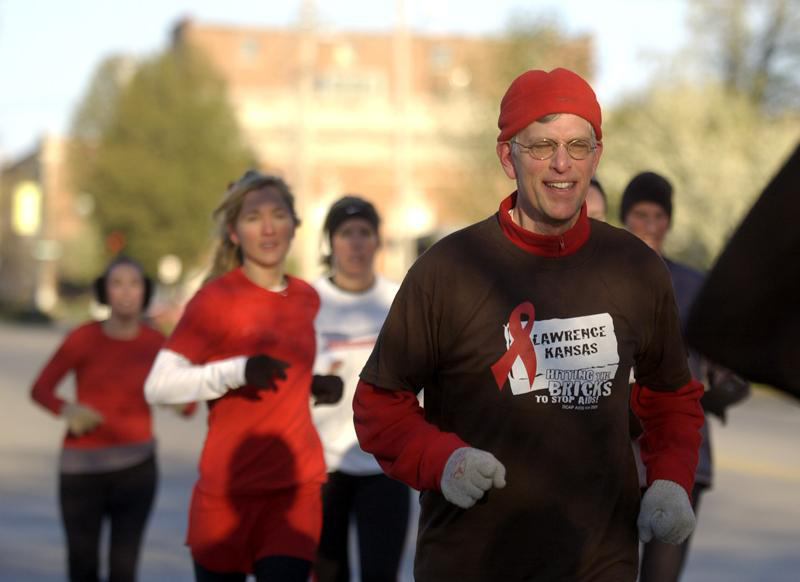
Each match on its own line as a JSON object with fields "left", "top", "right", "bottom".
{"left": 240, "top": 37, "right": 260, "bottom": 62}
{"left": 314, "top": 72, "right": 383, "bottom": 96}
{"left": 429, "top": 45, "right": 451, "bottom": 71}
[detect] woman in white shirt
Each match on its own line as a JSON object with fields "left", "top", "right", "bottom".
{"left": 312, "top": 196, "right": 409, "bottom": 582}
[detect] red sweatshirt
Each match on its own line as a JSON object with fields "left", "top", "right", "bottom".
{"left": 164, "top": 268, "right": 325, "bottom": 496}
{"left": 31, "top": 321, "right": 164, "bottom": 449}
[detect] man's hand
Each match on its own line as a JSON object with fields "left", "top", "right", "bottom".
{"left": 637, "top": 479, "right": 696, "bottom": 544}
{"left": 311, "top": 374, "right": 344, "bottom": 406}
{"left": 440, "top": 447, "right": 506, "bottom": 508}
{"left": 61, "top": 402, "right": 104, "bottom": 436}
{"left": 244, "top": 355, "right": 290, "bottom": 391}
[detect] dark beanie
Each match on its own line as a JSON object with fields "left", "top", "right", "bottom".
{"left": 324, "top": 196, "right": 380, "bottom": 239}
{"left": 619, "top": 171, "right": 673, "bottom": 223}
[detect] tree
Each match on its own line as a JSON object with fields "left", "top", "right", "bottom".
{"left": 58, "top": 56, "right": 135, "bottom": 286}
{"left": 687, "top": 0, "right": 800, "bottom": 110}
{"left": 69, "top": 45, "right": 254, "bottom": 277}
{"left": 602, "top": 83, "right": 800, "bottom": 268}
{"left": 599, "top": 0, "right": 800, "bottom": 268}
{"left": 70, "top": 56, "right": 136, "bottom": 145}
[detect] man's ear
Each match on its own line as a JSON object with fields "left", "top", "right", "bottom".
{"left": 590, "top": 141, "right": 603, "bottom": 176}
{"left": 497, "top": 142, "right": 517, "bottom": 180}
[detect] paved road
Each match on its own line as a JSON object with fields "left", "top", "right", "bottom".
{"left": 1, "top": 321, "right": 798, "bottom": 581}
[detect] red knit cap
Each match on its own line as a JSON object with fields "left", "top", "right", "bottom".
{"left": 497, "top": 68, "right": 602, "bottom": 142}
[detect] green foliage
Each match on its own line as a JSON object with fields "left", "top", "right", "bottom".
{"left": 58, "top": 221, "right": 105, "bottom": 285}
{"left": 70, "top": 56, "right": 135, "bottom": 143}
{"left": 69, "top": 46, "right": 255, "bottom": 276}
{"left": 68, "top": 56, "right": 133, "bottom": 203}
{"left": 687, "top": 0, "right": 800, "bottom": 110}
{"left": 599, "top": 1, "right": 800, "bottom": 268}
{"left": 602, "top": 83, "right": 800, "bottom": 268}
{"left": 445, "top": 5, "right": 800, "bottom": 276}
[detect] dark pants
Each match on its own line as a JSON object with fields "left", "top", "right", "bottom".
{"left": 59, "top": 456, "right": 157, "bottom": 582}
{"left": 314, "top": 471, "right": 410, "bottom": 582}
{"left": 638, "top": 483, "right": 706, "bottom": 582}
{"left": 193, "top": 555, "right": 311, "bottom": 582}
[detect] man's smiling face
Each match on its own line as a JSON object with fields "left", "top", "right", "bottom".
{"left": 499, "top": 113, "right": 602, "bottom": 235}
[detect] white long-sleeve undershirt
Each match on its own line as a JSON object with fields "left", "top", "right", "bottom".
{"left": 144, "top": 348, "right": 247, "bottom": 404}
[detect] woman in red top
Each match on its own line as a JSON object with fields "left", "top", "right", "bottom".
{"left": 30, "top": 256, "right": 163, "bottom": 582}
{"left": 145, "top": 171, "right": 338, "bottom": 582}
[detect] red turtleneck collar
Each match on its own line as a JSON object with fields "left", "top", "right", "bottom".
{"left": 496, "top": 192, "right": 590, "bottom": 257}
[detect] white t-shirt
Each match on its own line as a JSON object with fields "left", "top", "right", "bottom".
{"left": 312, "top": 275, "right": 399, "bottom": 474}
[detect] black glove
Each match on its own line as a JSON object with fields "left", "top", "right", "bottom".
{"left": 310, "top": 374, "right": 344, "bottom": 406}
{"left": 701, "top": 369, "right": 750, "bottom": 423}
{"left": 244, "top": 355, "right": 290, "bottom": 392}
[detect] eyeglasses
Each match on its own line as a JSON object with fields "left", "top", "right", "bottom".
{"left": 509, "top": 138, "right": 597, "bottom": 161}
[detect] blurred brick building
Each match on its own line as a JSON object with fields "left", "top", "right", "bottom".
{"left": 0, "top": 135, "right": 85, "bottom": 314}
{"left": 171, "top": 17, "right": 593, "bottom": 278}
{"left": 0, "top": 15, "right": 593, "bottom": 312}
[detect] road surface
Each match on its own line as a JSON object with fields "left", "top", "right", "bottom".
{"left": 1, "top": 321, "right": 798, "bottom": 581}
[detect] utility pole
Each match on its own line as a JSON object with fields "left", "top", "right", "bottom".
{"left": 295, "top": 0, "right": 317, "bottom": 278}
{"left": 389, "top": 0, "right": 416, "bottom": 275}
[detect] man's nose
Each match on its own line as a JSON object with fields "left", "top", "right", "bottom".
{"left": 549, "top": 144, "right": 571, "bottom": 171}
{"left": 644, "top": 217, "right": 660, "bottom": 232}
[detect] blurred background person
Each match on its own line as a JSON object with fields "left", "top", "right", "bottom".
{"left": 586, "top": 176, "right": 607, "bottom": 221}
{"left": 620, "top": 171, "right": 750, "bottom": 582}
{"left": 144, "top": 171, "right": 341, "bottom": 582}
{"left": 30, "top": 256, "right": 163, "bottom": 582}
{"left": 311, "top": 196, "right": 409, "bottom": 582}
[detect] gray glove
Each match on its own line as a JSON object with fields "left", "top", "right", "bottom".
{"left": 637, "top": 479, "right": 696, "bottom": 544}
{"left": 61, "top": 402, "right": 104, "bottom": 436}
{"left": 440, "top": 447, "right": 506, "bottom": 508}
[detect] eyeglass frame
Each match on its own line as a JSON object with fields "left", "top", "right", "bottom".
{"left": 507, "top": 138, "right": 599, "bottom": 161}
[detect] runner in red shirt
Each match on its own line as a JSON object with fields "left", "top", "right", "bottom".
{"left": 145, "top": 171, "right": 340, "bottom": 582}
{"left": 31, "top": 256, "right": 163, "bottom": 582}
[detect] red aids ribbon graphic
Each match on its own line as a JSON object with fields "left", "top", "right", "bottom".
{"left": 491, "top": 302, "right": 537, "bottom": 391}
